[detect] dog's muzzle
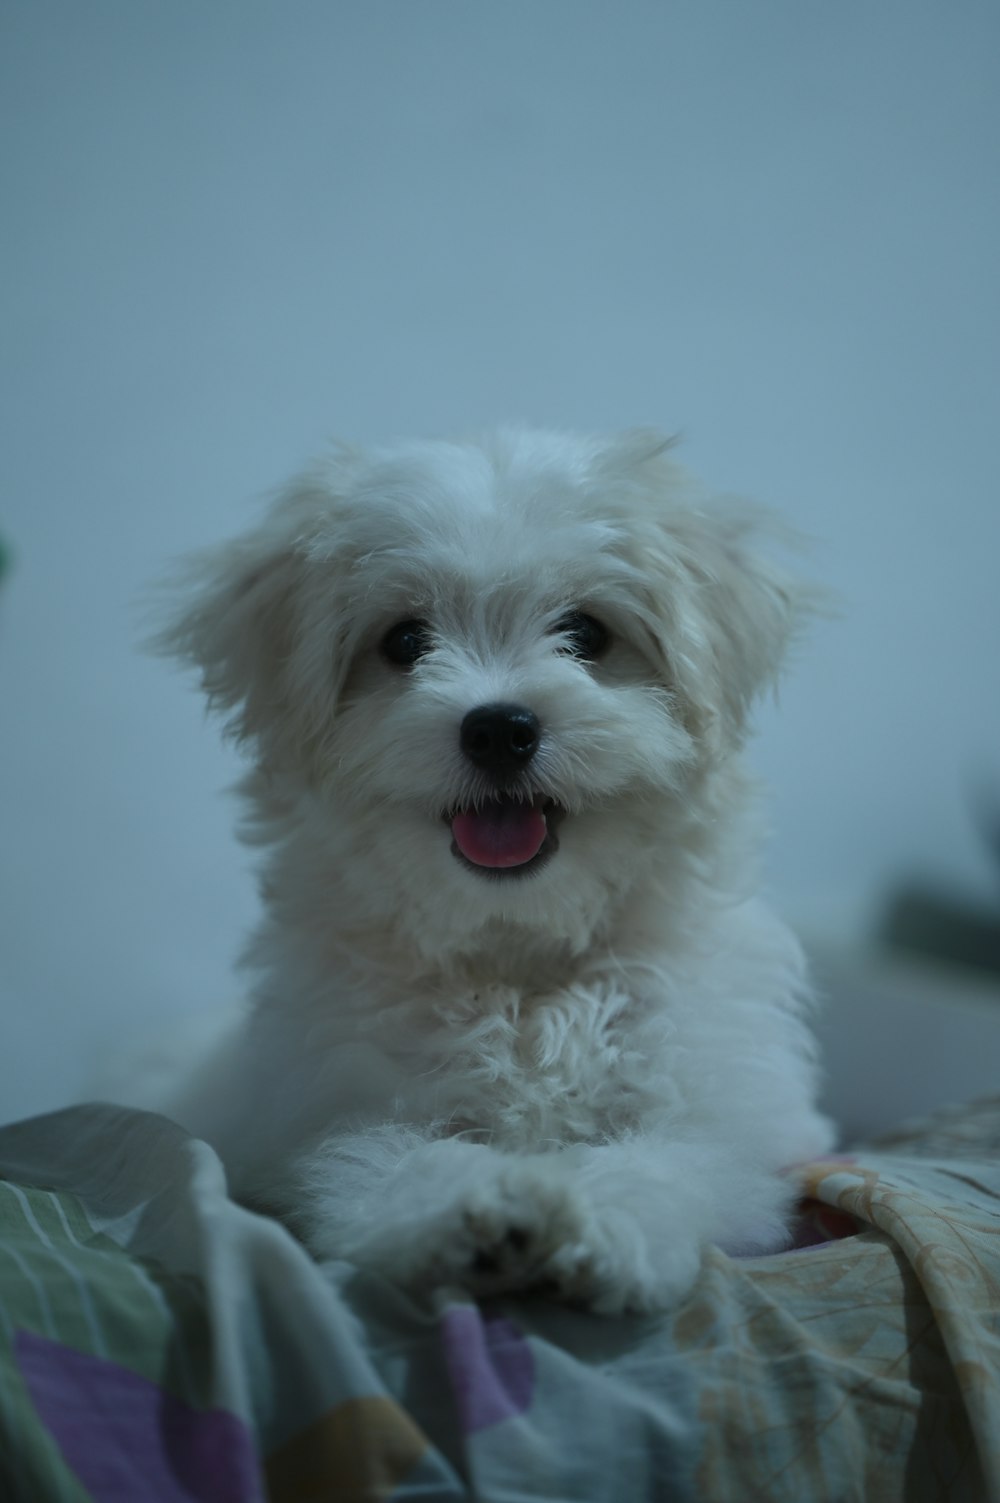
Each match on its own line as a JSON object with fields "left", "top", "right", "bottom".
{"left": 449, "top": 703, "right": 562, "bottom": 876}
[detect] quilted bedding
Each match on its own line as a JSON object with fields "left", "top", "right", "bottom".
{"left": 0, "top": 1097, "right": 998, "bottom": 1501}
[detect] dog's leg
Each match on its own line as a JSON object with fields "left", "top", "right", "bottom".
{"left": 288, "top": 1122, "right": 824, "bottom": 1312}
{"left": 528, "top": 1135, "right": 808, "bottom": 1313}
{"left": 291, "top": 1126, "right": 599, "bottom": 1298}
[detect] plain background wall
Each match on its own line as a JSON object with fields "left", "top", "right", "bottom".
{"left": 2, "top": 2, "right": 999, "bottom": 1123}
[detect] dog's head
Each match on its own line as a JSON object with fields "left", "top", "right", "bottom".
{"left": 159, "top": 429, "right": 812, "bottom": 954}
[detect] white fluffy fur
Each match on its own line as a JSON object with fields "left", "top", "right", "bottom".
{"left": 151, "top": 426, "right": 833, "bottom": 1314}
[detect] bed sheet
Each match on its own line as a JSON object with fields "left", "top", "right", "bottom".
{"left": 1, "top": 1098, "right": 998, "bottom": 1501}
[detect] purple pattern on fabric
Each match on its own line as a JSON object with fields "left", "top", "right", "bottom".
{"left": 441, "top": 1307, "right": 535, "bottom": 1434}
{"left": 15, "top": 1329, "right": 264, "bottom": 1503}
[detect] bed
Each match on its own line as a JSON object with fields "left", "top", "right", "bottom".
{"left": 1, "top": 1096, "right": 998, "bottom": 1501}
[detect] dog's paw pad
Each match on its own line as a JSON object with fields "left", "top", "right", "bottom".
{"left": 470, "top": 1227, "right": 529, "bottom": 1277}
{"left": 455, "top": 1172, "right": 588, "bottom": 1293}
{"left": 463, "top": 1218, "right": 542, "bottom": 1283}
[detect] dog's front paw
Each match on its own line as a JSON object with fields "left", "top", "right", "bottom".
{"left": 347, "top": 1154, "right": 701, "bottom": 1313}
{"left": 455, "top": 1171, "right": 701, "bottom": 1313}
{"left": 311, "top": 1134, "right": 709, "bottom": 1313}
{"left": 457, "top": 1162, "right": 590, "bottom": 1295}
{"left": 538, "top": 1218, "right": 702, "bottom": 1315}
{"left": 375, "top": 1159, "right": 588, "bottom": 1298}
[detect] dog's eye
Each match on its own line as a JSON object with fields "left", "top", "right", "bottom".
{"left": 381, "top": 619, "right": 432, "bottom": 667}
{"left": 555, "top": 612, "right": 610, "bottom": 662}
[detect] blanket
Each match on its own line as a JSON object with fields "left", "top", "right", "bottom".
{"left": 1, "top": 1097, "right": 999, "bottom": 1501}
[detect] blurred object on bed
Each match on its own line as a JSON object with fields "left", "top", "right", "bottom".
{"left": 876, "top": 788, "right": 1000, "bottom": 980}
{"left": 875, "top": 777, "right": 1000, "bottom": 977}
{"left": 879, "top": 881, "right": 1000, "bottom": 977}
{"left": 809, "top": 939, "right": 1000, "bottom": 1144}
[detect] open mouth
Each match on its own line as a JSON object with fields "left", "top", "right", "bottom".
{"left": 446, "top": 795, "right": 563, "bottom": 878}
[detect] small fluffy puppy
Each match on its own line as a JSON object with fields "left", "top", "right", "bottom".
{"left": 155, "top": 427, "right": 833, "bottom": 1314}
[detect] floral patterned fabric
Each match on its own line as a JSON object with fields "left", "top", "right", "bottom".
{"left": 0, "top": 1098, "right": 998, "bottom": 1501}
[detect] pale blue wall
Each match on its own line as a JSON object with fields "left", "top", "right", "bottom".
{"left": 3, "top": 2, "right": 998, "bottom": 1118}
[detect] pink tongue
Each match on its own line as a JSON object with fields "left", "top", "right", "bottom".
{"left": 451, "top": 802, "right": 547, "bottom": 869}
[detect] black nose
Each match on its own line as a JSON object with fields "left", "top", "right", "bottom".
{"left": 460, "top": 702, "right": 541, "bottom": 776}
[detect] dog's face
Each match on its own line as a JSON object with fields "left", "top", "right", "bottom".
{"left": 163, "top": 429, "right": 807, "bottom": 955}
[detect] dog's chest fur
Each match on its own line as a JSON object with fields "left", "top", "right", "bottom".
{"left": 340, "top": 972, "right": 679, "bottom": 1150}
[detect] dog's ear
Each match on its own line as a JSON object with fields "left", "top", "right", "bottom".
{"left": 151, "top": 475, "right": 353, "bottom": 772}
{"left": 152, "top": 521, "right": 306, "bottom": 761}
{"left": 601, "top": 438, "right": 820, "bottom": 755}
{"left": 594, "top": 427, "right": 679, "bottom": 472}
{"left": 656, "top": 502, "right": 817, "bottom": 754}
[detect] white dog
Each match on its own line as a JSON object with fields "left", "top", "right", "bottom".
{"left": 153, "top": 426, "right": 833, "bottom": 1314}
